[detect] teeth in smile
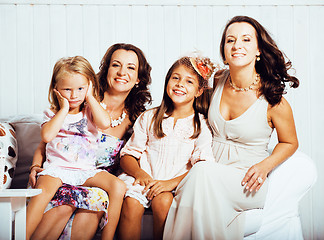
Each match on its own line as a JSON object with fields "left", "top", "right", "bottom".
{"left": 116, "top": 78, "right": 127, "bottom": 83}
{"left": 174, "top": 90, "right": 185, "bottom": 95}
{"left": 232, "top": 53, "right": 244, "bottom": 57}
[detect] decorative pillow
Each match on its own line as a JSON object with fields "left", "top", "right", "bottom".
{"left": 6, "top": 114, "right": 42, "bottom": 189}
{"left": 0, "top": 122, "right": 18, "bottom": 189}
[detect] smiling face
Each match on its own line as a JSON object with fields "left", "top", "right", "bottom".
{"left": 56, "top": 72, "right": 89, "bottom": 113}
{"left": 166, "top": 65, "right": 203, "bottom": 109}
{"left": 106, "top": 49, "right": 139, "bottom": 94}
{"left": 224, "top": 22, "right": 260, "bottom": 69}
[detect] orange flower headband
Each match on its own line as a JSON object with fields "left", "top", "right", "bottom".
{"left": 189, "top": 56, "right": 216, "bottom": 82}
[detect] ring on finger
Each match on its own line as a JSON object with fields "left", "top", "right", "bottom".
{"left": 257, "top": 177, "right": 263, "bottom": 184}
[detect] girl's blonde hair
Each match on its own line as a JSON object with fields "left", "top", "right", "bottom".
{"left": 48, "top": 56, "right": 99, "bottom": 111}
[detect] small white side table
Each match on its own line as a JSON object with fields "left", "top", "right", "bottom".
{"left": 0, "top": 189, "right": 42, "bottom": 240}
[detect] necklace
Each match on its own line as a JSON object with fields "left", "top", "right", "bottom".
{"left": 100, "top": 102, "right": 127, "bottom": 128}
{"left": 229, "top": 73, "right": 260, "bottom": 92}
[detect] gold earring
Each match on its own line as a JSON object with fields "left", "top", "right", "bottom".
{"left": 223, "top": 60, "right": 228, "bottom": 65}
{"left": 256, "top": 55, "right": 260, "bottom": 61}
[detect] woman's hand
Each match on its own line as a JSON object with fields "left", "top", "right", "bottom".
{"left": 133, "top": 170, "right": 153, "bottom": 187}
{"left": 144, "top": 180, "right": 175, "bottom": 200}
{"left": 241, "top": 161, "right": 272, "bottom": 192}
{"left": 29, "top": 166, "right": 44, "bottom": 188}
{"left": 54, "top": 89, "right": 69, "bottom": 112}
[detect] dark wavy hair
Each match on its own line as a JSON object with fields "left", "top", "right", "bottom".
{"left": 153, "top": 57, "right": 209, "bottom": 139}
{"left": 220, "top": 16, "right": 299, "bottom": 106}
{"left": 97, "top": 43, "right": 152, "bottom": 124}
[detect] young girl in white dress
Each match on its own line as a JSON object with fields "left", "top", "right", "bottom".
{"left": 26, "top": 56, "right": 126, "bottom": 240}
{"left": 117, "top": 54, "right": 216, "bottom": 240}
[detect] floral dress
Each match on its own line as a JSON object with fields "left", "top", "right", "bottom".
{"left": 45, "top": 133, "right": 124, "bottom": 239}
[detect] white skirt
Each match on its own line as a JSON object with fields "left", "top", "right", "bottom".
{"left": 38, "top": 166, "right": 104, "bottom": 186}
{"left": 118, "top": 173, "right": 150, "bottom": 208}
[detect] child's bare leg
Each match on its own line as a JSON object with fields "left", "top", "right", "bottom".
{"left": 118, "top": 197, "right": 145, "bottom": 240}
{"left": 26, "top": 175, "right": 62, "bottom": 239}
{"left": 83, "top": 171, "right": 126, "bottom": 240}
{"left": 71, "top": 209, "right": 103, "bottom": 240}
{"left": 32, "top": 204, "right": 75, "bottom": 240}
{"left": 151, "top": 192, "right": 174, "bottom": 240}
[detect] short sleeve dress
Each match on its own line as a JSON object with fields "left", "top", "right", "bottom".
{"left": 38, "top": 107, "right": 104, "bottom": 185}
{"left": 163, "top": 70, "right": 273, "bottom": 240}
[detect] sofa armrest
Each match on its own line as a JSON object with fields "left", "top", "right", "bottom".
{"left": 263, "top": 150, "right": 317, "bottom": 223}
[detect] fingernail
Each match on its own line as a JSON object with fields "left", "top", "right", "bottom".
{"left": 242, "top": 182, "right": 245, "bottom": 186}
{"left": 246, "top": 186, "right": 249, "bottom": 190}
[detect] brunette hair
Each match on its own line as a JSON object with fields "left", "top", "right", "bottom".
{"left": 153, "top": 57, "right": 209, "bottom": 139}
{"left": 220, "top": 15, "right": 299, "bottom": 106}
{"left": 48, "top": 56, "right": 98, "bottom": 111}
{"left": 97, "top": 43, "right": 152, "bottom": 124}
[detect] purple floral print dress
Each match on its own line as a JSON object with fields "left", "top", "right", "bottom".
{"left": 45, "top": 133, "right": 124, "bottom": 239}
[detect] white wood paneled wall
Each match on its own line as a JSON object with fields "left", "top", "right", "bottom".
{"left": 0, "top": 1, "right": 323, "bottom": 239}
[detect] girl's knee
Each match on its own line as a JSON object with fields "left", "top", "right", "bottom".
{"left": 53, "top": 205, "right": 75, "bottom": 217}
{"left": 112, "top": 177, "right": 127, "bottom": 196}
{"left": 152, "top": 194, "right": 173, "bottom": 212}
{"left": 121, "top": 197, "right": 144, "bottom": 218}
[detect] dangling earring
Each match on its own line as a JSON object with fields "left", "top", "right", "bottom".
{"left": 256, "top": 55, "right": 260, "bottom": 61}
{"left": 223, "top": 60, "right": 228, "bottom": 65}
{"left": 135, "top": 83, "right": 139, "bottom": 88}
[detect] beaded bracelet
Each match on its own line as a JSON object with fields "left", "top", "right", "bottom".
{"left": 29, "top": 164, "right": 41, "bottom": 173}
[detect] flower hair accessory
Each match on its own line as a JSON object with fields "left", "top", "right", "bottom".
{"left": 189, "top": 56, "right": 216, "bottom": 81}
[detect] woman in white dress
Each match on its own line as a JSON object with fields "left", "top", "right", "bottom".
{"left": 163, "top": 15, "right": 299, "bottom": 240}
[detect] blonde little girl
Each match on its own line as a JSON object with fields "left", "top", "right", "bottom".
{"left": 117, "top": 54, "right": 216, "bottom": 240}
{"left": 26, "top": 56, "right": 126, "bottom": 240}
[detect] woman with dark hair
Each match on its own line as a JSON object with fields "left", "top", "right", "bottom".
{"left": 163, "top": 16, "right": 299, "bottom": 240}
{"left": 97, "top": 43, "right": 152, "bottom": 125}
{"left": 29, "top": 43, "right": 152, "bottom": 240}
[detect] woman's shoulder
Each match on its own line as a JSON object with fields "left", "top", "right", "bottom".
{"left": 268, "top": 96, "right": 293, "bottom": 119}
{"left": 213, "top": 68, "right": 229, "bottom": 89}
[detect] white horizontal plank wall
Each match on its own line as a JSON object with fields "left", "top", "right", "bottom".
{"left": 0, "top": 1, "right": 323, "bottom": 239}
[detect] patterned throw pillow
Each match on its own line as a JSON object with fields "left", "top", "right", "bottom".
{"left": 0, "top": 122, "right": 18, "bottom": 189}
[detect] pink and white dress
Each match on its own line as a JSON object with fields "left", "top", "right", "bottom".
{"left": 38, "top": 106, "right": 104, "bottom": 185}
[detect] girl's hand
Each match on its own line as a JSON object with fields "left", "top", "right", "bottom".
{"left": 29, "top": 166, "right": 44, "bottom": 188}
{"left": 54, "top": 89, "right": 69, "bottom": 112}
{"left": 86, "top": 81, "right": 94, "bottom": 101}
{"left": 241, "top": 161, "right": 272, "bottom": 192}
{"left": 133, "top": 170, "right": 153, "bottom": 187}
{"left": 145, "top": 180, "right": 174, "bottom": 200}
